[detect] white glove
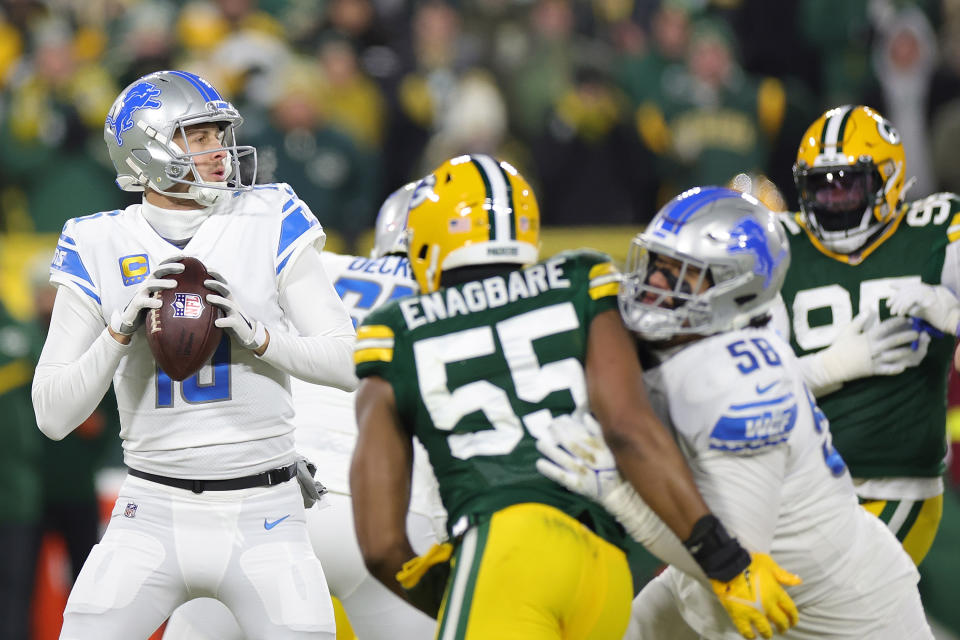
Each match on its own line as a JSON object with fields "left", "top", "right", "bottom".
{"left": 887, "top": 282, "right": 960, "bottom": 336}
{"left": 204, "top": 272, "right": 268, "bottom": 351}
{"left": 534, "top": 411, "right": 623, "bottom": 503}
{"left": 534, "top": 412, "right": 680, "bottom": 550}
{"left": 108, "top": 261, "right": 184, "bottom": 335}
{"left": 799, "top": 311, "right": 926, "bottom": 396}
{"left": 295, "top": 457, "right": 327, "bottom": 509}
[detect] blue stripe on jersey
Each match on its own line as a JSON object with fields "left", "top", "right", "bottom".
{"left": 709, "top": 402, "right": 798, "bottom": 452}
{"left": 277, "top": 206, "right": 316, "bottom": 258}
{"left": 167, "top": 70, "right": 221, "bottom": 101}
{"left": 52, "top": 245, "right": 95, "bottom": 288}
{"left": 74, "top": 282, "right": 102, "bottom": 305}
{"left": 282, "top": 198, "right": 297, "bottom": 212}
{"left": 276, "top": 253, "right": 291, "bottom": 275}
{"left": 651, "top": 187, "right": 739, "bottom": 238}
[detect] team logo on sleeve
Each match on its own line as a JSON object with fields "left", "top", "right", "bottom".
{"left": 173, "top": 293, "right": 205, "bottom": 319}
{"left": 119, "top": 254, "right": 150, "bottom": 286}
{"left": 124, "top": 503, "right": 138, "bottom": 518}
{"left": 106, "top": 81, "right": 162, "bottom": 147}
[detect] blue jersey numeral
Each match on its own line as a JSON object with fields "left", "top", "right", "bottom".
{"left": 156, "top": 334, "right": 231, "bottom": 407}
{"left": 334, "top": 276, "right": 414, "bottom": 328}
{"left": 725, "top": 337, "right": 781, "bottom": 374}
{"left": 804, "top": 386, "right": 847, "bottom": 477}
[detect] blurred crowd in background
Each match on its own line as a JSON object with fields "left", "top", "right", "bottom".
{"left": 5, "top": 0, "right": 960, "bottom": 638}
{"left": 4, "top": 0, "right": 960, "bottom": 247}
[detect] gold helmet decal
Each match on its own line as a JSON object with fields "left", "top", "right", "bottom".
{"left": 793, "top": 105, "right": 908, "bottom": 259}
{"left": 406, "top": 154, "right": 540, "bottom": 293}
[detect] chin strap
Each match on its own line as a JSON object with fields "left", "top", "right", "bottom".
{"left": 187, "top": 183, "right": 228, "bottom": 207}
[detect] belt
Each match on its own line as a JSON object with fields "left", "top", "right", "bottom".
{"left": 127, "top": 463, "right": 298, "bottom": 494}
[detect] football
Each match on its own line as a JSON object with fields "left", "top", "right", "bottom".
{"left": 145, "top": 257, "right": 223, "bottom": 381}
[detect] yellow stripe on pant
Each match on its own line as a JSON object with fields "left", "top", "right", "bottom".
{"left": 861, "top": 494, "right": 943, "bottom": 566}
{"left": 435, "top": 502, "right": 633, "bottom": 640}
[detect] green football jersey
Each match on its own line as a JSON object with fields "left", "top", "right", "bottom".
{"left": 779, "top": 192, "right": 960, "bottom": 479}
{"left": 355, "top": 249, "right": 628, "bottom": 547}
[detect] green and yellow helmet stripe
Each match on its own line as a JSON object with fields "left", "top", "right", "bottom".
{"left": 819, "top": 105, "right": 854, "bottom": 155}
{"left": 471, "top": 155, "right": 517, "bottom": 242}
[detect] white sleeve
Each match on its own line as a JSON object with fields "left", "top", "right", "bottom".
{"left": 606, "top": 449, "right": 785, "bottom": 582}
{"left": 688, "top": 447, "right": 786, "bottom": 552}
{"left": 941, "top": 239, "right": 960, "bottom": 295}
{"left": 769, "top": 293, "right": 791, "bottom": 342}
{"left": 258, "top": 246, "right": 358, "bottom": 391}
{"left": 32, "top": 286, "right": 130, "bottom": 440}
{"left": 603, "top": 483, "right": 705, "bottom": 579}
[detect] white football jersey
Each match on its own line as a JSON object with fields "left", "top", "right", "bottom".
{"left": 642, "top": 327, "right": 920, "bottom": 639}
{"left": 50, "top": 183, "right": 325, "bottom": 479}
{"left": 291, "top": 253, "right": 418, "bottom": 492}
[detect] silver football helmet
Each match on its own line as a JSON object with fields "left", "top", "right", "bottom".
{"left": 619, "top": 186, "right": 790, "bottom": 341}
{"left": 103, "top": 70, "right": 257, "bottom": 206}
{"left": 370, "top": 181, "right": 417, "bottom": 258}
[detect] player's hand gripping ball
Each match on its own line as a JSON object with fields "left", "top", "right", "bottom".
{"left": 145, "top": 257, "right": 223, "bottom": 381}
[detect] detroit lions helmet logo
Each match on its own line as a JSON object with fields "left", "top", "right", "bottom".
{"left": 727, "top": 217, "right": 786, "bottom": 286}
{"left": 107, "top": 81, "right": 162, "bottom": 147}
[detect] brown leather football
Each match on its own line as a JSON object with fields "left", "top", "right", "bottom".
{"left": 145, "top": 257, "right": 223, "bottom": 381}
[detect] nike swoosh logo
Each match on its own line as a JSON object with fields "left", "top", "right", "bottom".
{"left": 755, "top": 381, "right": 778, "bottom": 394}
{"left": 264, "top": 515, "right": 290, "bottom": 530}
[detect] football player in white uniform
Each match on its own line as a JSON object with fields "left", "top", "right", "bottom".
{"left": 537, "top": 187, "right": 932, "bottom": 639}
{"left": 31, "top": 70, "right": 357, "bottom": 640}
{"left": 162, "top": 184, "right": 445, "bottom": 640}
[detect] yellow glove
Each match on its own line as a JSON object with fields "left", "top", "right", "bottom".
{"left": 710, "top": 552, "right": 802, "bottom": 639}
{"left": 395, "top": 542, "right": 453, "bottom": 618}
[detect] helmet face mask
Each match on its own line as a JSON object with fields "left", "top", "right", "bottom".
{"left": 793, "top": 105, "right": 906, "bottom": 254}
{"left": 405, "top": 154, "right": 539, "bottom": 293}
{"left": 104, "top": 70, "right": 257, "bottom": 206}
{"left": 619, "top": 187, "right": 790, "bottom": 342}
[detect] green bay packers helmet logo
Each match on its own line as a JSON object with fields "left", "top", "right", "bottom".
{"left": 877, "top": 117, "right": 900, "bottom": 144}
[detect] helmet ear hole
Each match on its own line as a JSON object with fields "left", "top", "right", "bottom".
{"left": 131, "top": 149, "right": 151, "bottom": 165}
{"left": 417, "top": 244, "right": 429, "bottom": 260}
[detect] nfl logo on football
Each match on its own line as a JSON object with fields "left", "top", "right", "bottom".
{"left": 124, "top": 503, "right": 138, "bottom": 518}
{"left": 173, "top": 293, "right": 204, "bottom": 319}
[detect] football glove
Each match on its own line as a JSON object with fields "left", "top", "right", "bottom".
{"left": 798, "top": 310, "right": 925, "bottom": 396}
{"left": 534, "top": 411, "right": 621, "bottom": 503}
{"left": 535, "top": 414, "right": 675, "bottom": 549}
{"left": 204, "top": 272, "right": 268, "bottom": 351}
{"left": 109, "top": 260, "right": 184, "bottom": 336}
{"left": 711, "top": 552, "right": 802, "bottom": 640}
{"left": 395, "top": 542, "right": 453, "bottom": 618}
{"left": 887, "top": 282, "right": 960, "bottom": 337}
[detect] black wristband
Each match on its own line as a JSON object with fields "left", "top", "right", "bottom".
{"left": 682, "top": 514, "right": 751, "bottom": 582}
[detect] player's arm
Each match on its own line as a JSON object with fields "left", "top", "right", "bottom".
{"left": 585, "top": 310, "right": 799, "bottom": 639}
{"left": 351, "top": 376, "right": 418, "bottom": 599}
{"left": 586, "top": 309, "right": 711, "bottom": 538}
{"left": 687, "top": 449, "right": 784, "bottom": 552}
{"left": 32, "top": 286, "right": 128, "bottom": 440}
{"left": 246, "top": 246, "right": 358, "bottom": 390}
